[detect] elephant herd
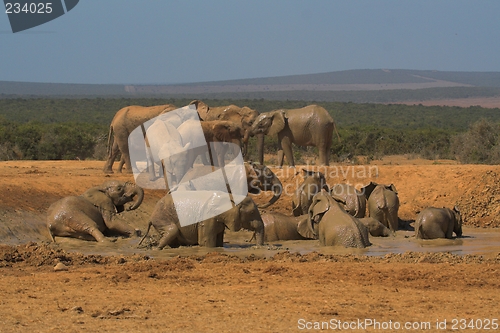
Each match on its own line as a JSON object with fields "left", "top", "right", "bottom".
{"left": 46, "top": 101, "right": 463, "bottom": 249}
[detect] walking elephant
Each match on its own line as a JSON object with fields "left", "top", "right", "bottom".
{"left": 190, "top": 100, "right": 260, "bottom": 158}
{"left": 250, "top": 105, "right": 340, "bottom": 167}
{"left": 300, "top": 190, "right": 370, "bottom": 248}
{"left": 361, "top": 182, "right": 400, "bottom": 233}
{"left": 330, "top": 183, "right": 366, "bottom": 218}
{"left": 178, "top": 162, "right": 283, "bottom": 208}
{"left": 46, "top": 180, "right": 144, "bottom": 242}
{"left": 139, "top": 191, "right": 264, "bottom": 248}
{"left": 292, "top": 169, "right": 329, "bottom": 216}
{"left": 414, "top": 206, "right": 462, "bottom": 239}
{"left": 103, "top": 104, "right": 177, "bottom": 174}
{"left": 261, "top": 213, "right": 312, "bottom": 242}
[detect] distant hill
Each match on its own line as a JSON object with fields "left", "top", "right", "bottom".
{"left": 3, "top": 69, "right": 500, "bottom": 102}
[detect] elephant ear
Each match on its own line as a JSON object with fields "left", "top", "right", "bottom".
{"left": 387, "top": 184, "right": 398, "bottom": 194}
{"left": 297, "top": 216, "right": 316, "bottom": 239}
{"left": 360, "top": 181, "right": 378, "bottom": 199}
{"left": 267, "top": 110, "right": 286, "bottom": 137}
{"left": 189, "top": 100, "right": 209, "bottom": 120}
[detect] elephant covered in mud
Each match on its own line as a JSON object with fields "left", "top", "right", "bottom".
{"left": 361, "top": 182, "right": 400, "bottom": 233}
{"left": 103, "top": 104, "right": 177, "bottom": 174}
{"left": 414, "top": 206, "right": 462, "bottom": 239}
{"left": 300, "top": 190, "right": 371, "bottom": 248}
{"left": 46, "top": 180, "right": 144, "bottom": 242}
{"left": 358, "top": 217, "right": 392, "bottom": 237}
{"left": 140, "top": 191, "right": 264, "bottom": 249}
{"left": 261, "top": 213, "right": 312, "bottom": 242}
{"left": 178, "top": 162, "right": 283, "bottom": 208}
{"left": 292, "top": 169, "right": 329, "bottom": 216}
{"left": 190, "top": 100, "right": 260, "bottom": 158}
{"left": 330, "top": 183, "right": 366, "bottom": 218}
{"left": 250, "top": 105, "right": 340, "bottom": 167}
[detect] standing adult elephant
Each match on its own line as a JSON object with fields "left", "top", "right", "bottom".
{"left": 250, "top": 105, "right": 340, "bottom": 167}
{"left": 46, "top": 180, "right": 144, "bottom": 242}
{"left": 300, "top": 190, "right": 371, "bottom": 248}
{"left": 189, "top": 100, "right": 260, "bottom": 158}
{"left": 103, "top": 104, "right": 177, "bottom": 174}
{"left": 361, "top": 182, "right": 400, "bottom": 233}
{"left": 414, "top": 206, "right": 462, "bottom": 239}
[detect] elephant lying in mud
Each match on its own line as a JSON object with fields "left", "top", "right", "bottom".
{"left": 139, "top": 191, "right": 264, "bottom": 249}
{"left": 261, "top": 213, "right": 312, "bottom": 242}
{"left": 301, "top": 190, "right": 371, "bottom": 248}
{"left": 362, "top": 182, "right": 400, "bottom": 233}
{"left": 292, "top": 169, "right": 329, "bottom": 216}
{"left": 46, "top": 180, "right": 144, "bottom": 242}
{"left": 414, "top": 206, "right": 462, "bottom": 239}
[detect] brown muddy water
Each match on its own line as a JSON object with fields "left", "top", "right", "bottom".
{"left": 1, "top": 212, "right": 499, "bottom": 259}
{"left": 50, "top": 227, "right": 500, "bottom": 260}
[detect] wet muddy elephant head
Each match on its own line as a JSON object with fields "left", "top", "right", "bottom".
{"left": 140, "top": 191, "right": 265, "bottom": 249}
{"left": 46, "top": 180, "right": 144, "bottom": 242}
{"left": 299, "top": 190, "right": 371, "bottom": 248}
{"left": 249, "top": 105, "right": 340, "bottom": 167}
{"left": 415, "top": 206, "right": 462, "bottom": 239}
{"left": 291, "top": 169, "right": 329, "bottom": 216}
{"left": 330, "top": 183, "right": 366, "bottom": 218}
{"left": 361, "top": 182, "right": 400, "bottom": 233}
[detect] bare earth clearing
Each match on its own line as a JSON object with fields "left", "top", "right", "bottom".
{"left": 0, "top": 156, "right": 499, "bottom": 333}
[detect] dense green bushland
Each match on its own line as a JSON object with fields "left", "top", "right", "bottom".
{"left": 0, "top": 98, "right": 499, "bottom": 164}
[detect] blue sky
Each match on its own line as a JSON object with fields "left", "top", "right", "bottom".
{"left": 1, "top": 0, "right": 500, "bottom": 84}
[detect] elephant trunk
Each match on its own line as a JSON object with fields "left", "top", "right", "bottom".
{"left": 258, "top": 178, "right": 282, "bottom": 209}
{"left": 241, "top": 130, "right": 250, "bottom": 157}
{"left": 126, "top": 182, "right": 144, "bottom": 211}
{"left": 257, "top": 133, "right": 265, "bottom": 165}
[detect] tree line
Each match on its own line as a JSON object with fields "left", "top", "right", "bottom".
{"left": 1, "top": 98, "right": 500, "bottom": 164}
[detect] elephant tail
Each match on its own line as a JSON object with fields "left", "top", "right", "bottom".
{"left": 137, "top": 221, "right": 153, "bottom": 248}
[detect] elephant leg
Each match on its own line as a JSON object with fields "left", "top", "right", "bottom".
{"left": 157, "top": 224, "right": 181, "bottom": 249}
{"left": 103, "top": 141, "right": 120, "bottom": 174}
{"left": 280, "top": 136, "right": 294, "bottom": 167}
{"left": 117, "top": 156, "right": 126, "bottom": 173}
{"left": 215, "top": 231, "right": 224, "bottom": 247}
{"left": 247, "top": 220, "right": 264, "bottom": 245}
{"left": 106, "top": 217, "right": 140, "bottom": 237}
{"left": 318, "top": 142, "right": 331, "bottom": 166}
{"left": 55, "top": 215, "right": 110, "bottom": 243}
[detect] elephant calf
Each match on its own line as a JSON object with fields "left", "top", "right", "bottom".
{"left": 292, "top": 169, "right": 329, "bottom": 216}
{"left": 415, "top": 206, "right": 462, "bottom": 239}
{"left": 261, "top": 213, "right": 312, "bottom": 242}
{"left": 46, "top": 180, "right": 144, "bottom": 242}
{"left": 330, "top": 183, "right": 366, "bottom": 218}
{"left": 301, "top": 190, "right": 371, "bottom": 248}
{"left": 362, "top": 182, "right": 400, "bottom": 233}
{"left": 358, "top": 217, "right": 392, "bottom": 237}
